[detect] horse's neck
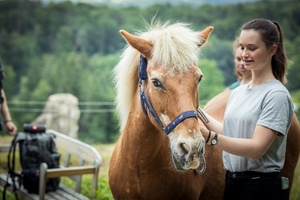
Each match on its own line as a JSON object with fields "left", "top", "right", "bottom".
{"left": 121, "top": 91, "right": 169, "bottom": 168}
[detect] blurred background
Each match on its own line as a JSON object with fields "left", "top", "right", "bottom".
{"left": 0, "top": 0, "right": 299, "bottom": 144}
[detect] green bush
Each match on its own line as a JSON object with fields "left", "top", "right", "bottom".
{"left": 61, "top": 173, "right": 113, "bottom": 200}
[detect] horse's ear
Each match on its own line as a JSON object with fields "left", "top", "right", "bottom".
{"left": 198, "top": 26, "right": 214, "bottom": 47}
{"left": 119, "top": 30, "right": 153, "bottom": 58}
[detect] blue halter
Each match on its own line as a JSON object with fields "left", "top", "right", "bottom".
{"left": 138, "top": 55, "right": 198, "bottom": 136}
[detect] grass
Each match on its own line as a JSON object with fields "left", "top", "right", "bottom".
{"left": 60, "top": 174, "right": 113, "bottom": 200}
{"left": 291, "top": 159, "right": 300, "bottom": 199}
{"left": 1, "top": 135, "right": 300, "bottom": 199}
{"left": 0, "top": 176, "right": 114, "bottom": 200}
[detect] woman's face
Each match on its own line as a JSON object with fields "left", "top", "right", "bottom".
{"left": 239, "top": 30, "right": 273, "bottom": 71}
{"left": 235, "top": 48, "right": 247, "bottom": 74}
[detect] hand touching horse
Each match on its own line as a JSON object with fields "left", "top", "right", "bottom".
{"left": 109, "top": 21, "right": 300, "bottom": 200}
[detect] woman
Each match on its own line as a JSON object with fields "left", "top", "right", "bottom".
{"left": 229, "top": 37, "right": 252, "bottom": 90}
{"left": 198, "top": 19, "right": 293, "bottom": 200}
{"left": 0, "top": 55, "right": 17, "bottom": 135}
{"left": 0, "top": 88, "right": 17, "bottom": 135}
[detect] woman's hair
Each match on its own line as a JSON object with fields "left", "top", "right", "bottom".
{"left": 232, "top": 37, "right": 242, "bottom": 80}
{"left": 241, "top": 19, "right": 288, "bottom": 84}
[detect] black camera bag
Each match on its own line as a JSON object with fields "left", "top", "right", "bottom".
{"left": 3, "top": 124, "right": 60, "bottom": 199}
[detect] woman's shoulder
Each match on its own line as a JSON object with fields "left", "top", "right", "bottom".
{"left": 263, "top": 80, "right": 293, "bottom": 104}
{"left": 267, "top": 80, "right": 290, "bottom": 94}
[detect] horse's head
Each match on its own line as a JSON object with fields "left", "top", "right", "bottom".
{"left": 118, "top": 23, "right": 213, "bottom": 172}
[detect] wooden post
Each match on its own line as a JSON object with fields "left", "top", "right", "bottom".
{"left": 39, "top": 163, "right": 48, "bottom": 200}
{"left": 75, "top": 158, "right": 85, "bottom": 192}
{"left": 92, "top": 159, "right": 100, "bottom": 199}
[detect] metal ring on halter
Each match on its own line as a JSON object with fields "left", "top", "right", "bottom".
{"left": 195, "top": 155, "right": 206, "bottom": 174}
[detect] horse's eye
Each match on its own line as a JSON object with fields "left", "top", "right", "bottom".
{"left": 152, "top": 80, "right": 161, "bottom": 88}
{"left": 198, "top": 76, "right": 203, "bottom": 84}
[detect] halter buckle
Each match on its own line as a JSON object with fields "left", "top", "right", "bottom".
{"left": 139, "top": 84, "right": 144, "bottom": 92}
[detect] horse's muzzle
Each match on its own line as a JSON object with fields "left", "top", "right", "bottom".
{"left": 172, "top": 138, "right": 206, "bottom": 172}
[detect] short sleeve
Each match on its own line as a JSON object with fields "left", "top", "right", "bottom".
{"left": 257, "top": 91, "right": 294, "bottom": 136}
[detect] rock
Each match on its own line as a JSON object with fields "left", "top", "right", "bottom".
{"left": 33, "top": 93, "right": 80, "bottom": 138}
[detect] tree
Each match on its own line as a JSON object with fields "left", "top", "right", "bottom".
{"left": 198, "top": 59, "right": 226, "bottom": 101}
{"left": 201, "top": 36, "right": 236, "bottom": 86}
{"left": 285, "top": 36, "right": 300, "bottom": 91}
{"left": 1, "top": 0, "right": 300, "bottom": 142}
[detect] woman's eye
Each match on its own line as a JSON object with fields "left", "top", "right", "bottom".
{"left": 152, "top": 80, "right": 161, "bottom": 88}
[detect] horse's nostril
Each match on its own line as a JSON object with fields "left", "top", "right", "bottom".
{"left": 177, "top": 143, "right": 190, "bottom": 157}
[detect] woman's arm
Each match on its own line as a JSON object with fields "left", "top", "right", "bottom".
{"left": 201, "top": 125, "right": 277, "bottom": 159}
{"left": 1, "top": 89, "right": 17, "bottom": 135}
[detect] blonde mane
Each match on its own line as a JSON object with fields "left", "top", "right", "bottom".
{"left": 113, "top": 21, "right": 204, "bottom": 132}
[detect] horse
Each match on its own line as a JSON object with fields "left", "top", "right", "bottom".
{"left": 109, "top": 21, "right": 300, "bottom": 199}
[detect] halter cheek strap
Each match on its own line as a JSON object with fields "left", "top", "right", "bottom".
{"left": 138, "top": 55, "right": 198, "bottom": 136}
{"left": 140, "top": 91, "right": 165, "bottom": 130}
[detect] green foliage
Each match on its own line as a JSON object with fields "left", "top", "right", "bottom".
{"left": 61, "top": 174, "right": 114, "bottom": 200}
{"left": 201, "top": 36, "right": 236, "bottom": 86}
{"left": 0, "top": 188, "right": 15, "bottom": 200}
{"left": 0, "top": 0, "right": 300, "bottom": 142}
{"left": 1, "top": 63, "right": 16, "bottom": 100}
{"left": 11, "top": 52, "right": 120, "bottom": 143}
{"left": 290, "top": 90, "right": 300, "bottom": 120}
{"left": 291, "top": 160, "right": 300, "bottom": 200}
{"left": 95, "top": 176, "right": 114, "bottom": 200}
{"left": 285, "top": 37, "right": 300, "bottom": 91}
{"left": 198, "top": 59, "right": 226, "bottom": 101}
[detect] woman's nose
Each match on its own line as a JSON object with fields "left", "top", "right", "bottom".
{"left": 240, "top": 50, "right": 248, "bottom": 59}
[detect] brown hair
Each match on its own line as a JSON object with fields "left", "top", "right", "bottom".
{"left": 241, "top": 19, "right": 288, "bottom": 84}
{"left": 232, "top": 37, "right": 242, "bottom": 80}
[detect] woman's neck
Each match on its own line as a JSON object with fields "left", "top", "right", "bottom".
{"left": 240, "top": 73, "right": 252, "bottom": 86}
{"left": 249, "top": 66, "right": 275, "bottom": 88}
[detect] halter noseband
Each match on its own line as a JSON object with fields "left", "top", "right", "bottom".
{"left": 138, "top": 55, "right": 198, "bottom": 136}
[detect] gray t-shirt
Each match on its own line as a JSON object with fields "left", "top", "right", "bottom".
{"left": 223, "top": 80, "right": 294, "bottom": 173}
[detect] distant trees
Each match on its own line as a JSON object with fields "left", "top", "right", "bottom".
{"left": 0, "top": 0, "right": 299, "bottom": 142}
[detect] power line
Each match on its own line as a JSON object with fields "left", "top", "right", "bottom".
{"left": 7, "top": 100, "right": 208, "bottom": 105}
{"left": 9, "top": 108, "right": 115, "bottom": 113}
{"left": 7, "top": 100, "right": 210, "bottom": 113}
{"left": 7, "top": 101, "right": 116, "bottom": 106}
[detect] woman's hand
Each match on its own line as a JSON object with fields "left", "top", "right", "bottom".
{"left": 6, "top": 121, "right": 17, "bottom": 135}
{"left": 196, "top": 107, "right": 224, "bottom": 134}
{"left": 199, "top": 125, "right": 209, "bottom": 141}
